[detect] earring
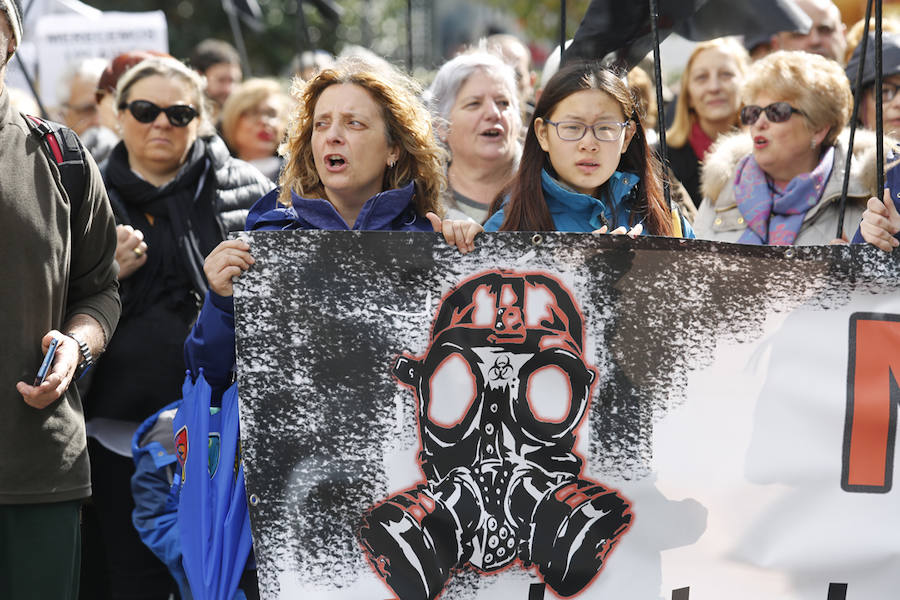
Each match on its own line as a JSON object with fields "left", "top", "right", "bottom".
{"left": 388, "top": 160, "right": 396, "bottom": 168}
{"left": 810, "top": 139, "right": 817, "bottom": 150}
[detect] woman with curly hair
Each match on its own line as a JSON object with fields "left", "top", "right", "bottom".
{"left": 260, "top": 58, "right": 447, "bottom": 228}
{"left": 186, "top": 57, "right": 479, "bottom": 399}
{"left": 180, "top": 58, "right": 480, "bottom": 597}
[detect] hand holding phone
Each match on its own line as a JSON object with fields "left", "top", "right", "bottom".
{"left": 34, "top": 337, "right": 60, "bottom": 386}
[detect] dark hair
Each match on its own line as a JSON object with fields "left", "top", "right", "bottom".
{"left": 491, "top": 61, "right": 671, "bottom": 235}
{"left": 190, "top": 38, "right": 241, "bottom": 74}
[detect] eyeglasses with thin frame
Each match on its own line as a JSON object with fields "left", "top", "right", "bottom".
{"left": 877, "top": 82, "right": 900, "bottom": 103}
{"left": 119, "top": 100, "right": 199, "bottom": 127}
{"left": 543, "top": 119, "right": 631, "bottom": 142}
{"left": 739, "top": 102, "right": 805, "bottom": 126}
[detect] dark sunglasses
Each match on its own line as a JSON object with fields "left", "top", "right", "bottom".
{"left": 739, "top": 102, "right": 805, "bottom": 126}
{"left": 119, "top": 100, "right": 198, "bottom": 127}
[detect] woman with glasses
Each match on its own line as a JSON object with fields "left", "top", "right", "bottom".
{"left": 695, "top": 50, "right": 883, "bottom": 245}
{"left": 845, "top": 32, "right": 900, "bottom": 138}
{"left": 484, "top": 60, "right": 693, "bottom": 237}
{"left": 220, "top": 78, "right": 291, "bottom": 182}
{"left": 83, "top": 56, "right": 273, "bottom": 600}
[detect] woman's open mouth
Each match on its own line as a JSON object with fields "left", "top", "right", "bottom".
{"left": 324, "top": 154, "right": 347, "bottom": 171}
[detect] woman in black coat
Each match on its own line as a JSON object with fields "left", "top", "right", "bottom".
{"left": 82, "top": 56, "right": 274, "bottom": 600}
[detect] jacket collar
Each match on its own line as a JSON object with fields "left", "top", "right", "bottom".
{"left": 290, "top": 181, "right": 419, "bottom": 230}
{"left": 540, "top": 169, "right": 639, "bottom": 230}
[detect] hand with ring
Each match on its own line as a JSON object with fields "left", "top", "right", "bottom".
{"left": 115, "top": 224, "right": 148, "bottom": 280}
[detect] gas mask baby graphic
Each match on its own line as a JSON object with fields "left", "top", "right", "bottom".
{"left": 360, "top": 271, "right": 633, "bottom": 599}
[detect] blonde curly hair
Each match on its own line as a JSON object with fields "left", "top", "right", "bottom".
{"left": 742, "top": 50, "right": 852, "bottom": 148}
{"left": 278, "top": 58, "right": 447, "bottom": 217}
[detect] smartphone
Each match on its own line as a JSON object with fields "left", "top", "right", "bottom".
{"left": 33, "top": 337, "right": 60, "bottom": 386}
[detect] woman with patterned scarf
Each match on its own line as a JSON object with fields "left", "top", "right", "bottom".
{"left": 695, "top": 50, "right": 890, "bottom": 245}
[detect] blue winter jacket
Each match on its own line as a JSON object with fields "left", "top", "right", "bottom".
{"left": 484, "top": 169, "right": 695, "bottom": 238}
{"left": 184, "top": 182, "right": 433, "bottom": 388}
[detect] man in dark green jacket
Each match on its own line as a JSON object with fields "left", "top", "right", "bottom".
{"left": 0, "top": 1, "right": 121, "bottom": 597}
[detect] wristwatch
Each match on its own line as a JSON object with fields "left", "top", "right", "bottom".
{"left": 68, "top": 332, "right": 94, "bottom": 379}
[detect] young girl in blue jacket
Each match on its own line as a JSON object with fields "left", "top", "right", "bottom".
{"left": 485, "top": 61, "right": 693, "bottom": 238}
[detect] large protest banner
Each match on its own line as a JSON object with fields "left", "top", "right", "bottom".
{"left": 232, "top": 231, "right": 900, "bottom": 600}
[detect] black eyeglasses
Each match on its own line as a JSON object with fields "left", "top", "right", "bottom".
{"left": 739, "top": 102, "right": 805, "bottom": 126}
{"left": 878, "top": 82, "right": 900, "bottom": 103}
{"left": 543, "top": 119, "right": 630, "bottom": 142}
{"left": 119, "top": 100, "right": 199, "bottom": 127}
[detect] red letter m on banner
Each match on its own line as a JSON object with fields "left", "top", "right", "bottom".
{"left": 842, "top": 313, "right": 900, "bottom": 493}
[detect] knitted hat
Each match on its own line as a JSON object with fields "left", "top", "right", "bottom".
{"left": 845, "top": 32, "right": 900, "bottom": 91}
{"left": 0, "top": 0, "right": 22, "bottom": 53}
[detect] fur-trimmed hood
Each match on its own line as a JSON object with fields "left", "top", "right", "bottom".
{"left": 700, "top": 128, "right": 892, "bottom": 204}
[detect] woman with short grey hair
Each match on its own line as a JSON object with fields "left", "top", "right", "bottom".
{"left": 426, "top": 50, "right": 522, "bottom": 222}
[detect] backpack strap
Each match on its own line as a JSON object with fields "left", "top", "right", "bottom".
{"left": 23, "top": 114, "right": 87, "bottom": 222}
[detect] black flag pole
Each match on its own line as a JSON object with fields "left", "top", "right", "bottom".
{"left": 296, "top": 0, "right": 312, "bottom": 59}
{"left": 13, "top": 0, "right": 48, "bottom": 117}
{"left": 13, "top": 53, "right": 49, "bottom": 118}
{"left": 406, "top": 0, "right": 413, "bottom": 73}
{"left": 649, "top": 0, "right": 673, "bottom": 211}
{"left": 837, "top": 0, "right": 876, "bottom": 239}
{"left": 223, "top": 0, "right": 253, "bottom": 77}
{"left": 560, "top": 0, "right": 567, "bottom": 64}
{"left": 875, "top": 0, "right": 885, "bottom": 195}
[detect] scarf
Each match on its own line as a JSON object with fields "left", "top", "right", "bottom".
{"left": 688, "top": 120, "right": 714, "bottom": 161}
{"left": 734, "top": 147, "right": 835, "bottom": 245}
{"left": 105, "top": 139, "right": 220, "bottom": 316}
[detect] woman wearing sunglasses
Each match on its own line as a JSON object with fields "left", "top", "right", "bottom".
{"left": 82, "top": 56, "right": 273, "bottom": 600}
{"left": 695, "top": 50, "right": 885, "bottom": 245}
{"left": 484, "top": 60, "right": 693, "bottom": 237}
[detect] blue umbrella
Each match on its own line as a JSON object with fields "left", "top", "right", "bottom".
{"left": 174, "top": 373, "right": 253, "bottom": 600}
